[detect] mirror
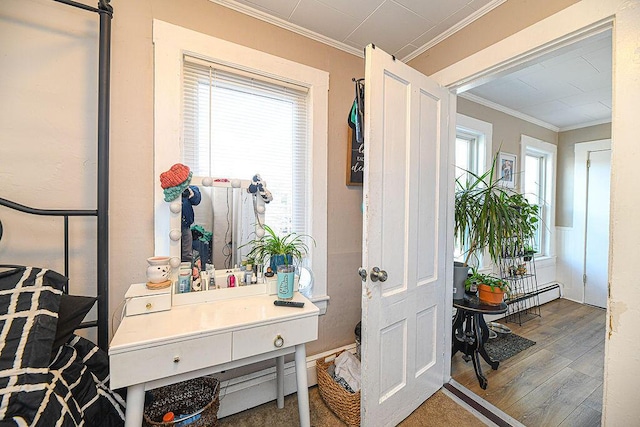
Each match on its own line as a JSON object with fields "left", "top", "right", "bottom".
{"left": 191, "top": 185, "right": 255, "bottom": 269}
{"left": 162, "top": 176, "right": 270, "bottom": 305}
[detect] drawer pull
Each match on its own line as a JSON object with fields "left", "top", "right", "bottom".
{"left": 146, "top": 303, "right": 153, "bottom": 310}
{"left": 273, "top": 335, "right": 284, "bottom": 348}
{"left": 173, "top": 356, "right": 180, "bottom": 363}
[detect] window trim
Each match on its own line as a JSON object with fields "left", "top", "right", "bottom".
{"left": 152, "top": 19, "right": 329, "bottom": 311}
{"left": 520, "top": 134, "right": 556, "bottom": 259}
{"left": 455, "top": 114, "right": 493, "bottom": 270}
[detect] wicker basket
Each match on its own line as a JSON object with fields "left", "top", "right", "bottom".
{"left": 143, "top": 377, "right": 220, "bottom": 427}
{"left": 316, "top": 351, "right": 361, "bottom": 426}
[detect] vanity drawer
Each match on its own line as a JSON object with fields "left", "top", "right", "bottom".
{"left": 232, "top": 316, "right": 318, "bottom": 360}
{"left": 125, "top": 293, "right": 171, "bottom": 316}
{"left": 110, "top": 332, "right": 232, "bottom": 389}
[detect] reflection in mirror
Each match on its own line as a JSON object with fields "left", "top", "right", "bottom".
{"left": 191, "top": 185, "right": 255, "bottom": 269}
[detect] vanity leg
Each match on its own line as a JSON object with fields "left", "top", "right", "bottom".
{"left": 124, "top": 383, "right": 145, "bottom": 427}
{"left": 276, "top": 355, "right": 285, "bottom": 409}
{"left": 294, "top": 344, "right": 311, "bottom": 427}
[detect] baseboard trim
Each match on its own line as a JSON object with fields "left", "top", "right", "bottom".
{"left": 217, "top": 343, "right": 357, "bottom": 418}
{"left": 444, "top": 380, "right": 525, "bottom": 427}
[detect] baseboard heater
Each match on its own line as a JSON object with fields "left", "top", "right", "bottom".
{"left": 505, "top": 283, "right": 560, "bottom": 305}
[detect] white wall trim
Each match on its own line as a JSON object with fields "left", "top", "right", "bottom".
{"left": 217, "top": 343, "right": 357, "bottom": 418}
{"left": 520, "top": 135, "right": 557, "bottom": 260}
{"left": 460, "top": 92, "right": 559, "bottom": 132}
{"left": 152, "top": 20, "right": 329, "bottom": 304}
{"left": 560, "top": 118, "right": 612, "bottom": 132}
{"left": 431, "top": 5, "right": 614, "bottom": 91}
{"left": 456, "top": 112, "right": 493, "bottom": 173}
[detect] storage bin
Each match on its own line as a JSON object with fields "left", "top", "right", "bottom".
{"left": 143, "top": 377, "right": 220, "bottom": 427}
{"left": 316, "top": 351, "right": 360, "bottom": 426}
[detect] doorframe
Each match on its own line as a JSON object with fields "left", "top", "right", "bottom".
{"left": 571, "top": 139, "right": 611, "bottom": 304}
{"left": 431, "top": 0, "right": 640, "bottom": 423}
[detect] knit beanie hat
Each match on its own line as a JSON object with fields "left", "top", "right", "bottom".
{"left": 160, "top": 163, "right": 193, "bottom": 202}
{"left": 160, "top": 163, "right": 191, "bottom": 189}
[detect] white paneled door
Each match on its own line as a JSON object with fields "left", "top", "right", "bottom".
{"left": 584, "top": 149, "right": 611, "bottom": 308}
{"left": 361, "top": 45, "right": 453, "bottom": 426}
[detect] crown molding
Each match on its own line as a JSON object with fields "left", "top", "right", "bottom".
{"left": 460, "top": 92, "right": 560, "bottom": 132}
{"left": 559, "top": 118, "right": 611, "bottom": 132}
{"left": 401, "top": 0, "right": 507, "bottom": 63}
{"left": 208, "top": 0, "right": 364, "bottom": 58}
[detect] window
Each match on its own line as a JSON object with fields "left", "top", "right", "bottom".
{"left": 454, "top": 114, "right": 492, "bottom": 267}
{"left": 520, "top": 135, "right": 556, "bottom": 258}
{"left": 152, "top": 20, "right": 329, "bottom": 311}
{"left": 182, "top": 58, "right": 309, "bottom": 238}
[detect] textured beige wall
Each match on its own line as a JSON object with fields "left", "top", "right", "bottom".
{"left": 110, "top": 0, "right": 365, "bottom": 355}
{"left": 408, "top": 0, "right": 579, "bottom": 75}
{"left": 557, "top": 123, "right": 612, "bottom": 227}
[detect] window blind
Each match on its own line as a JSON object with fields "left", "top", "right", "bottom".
{"left": 182, "top": 55, "right": 310, "bottom": 237}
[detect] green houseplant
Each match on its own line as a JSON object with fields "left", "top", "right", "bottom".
{"left": 465, "top": 271, "right": 510, "bottom": 305}
{"left": 454, "top": 151, "right": 539, "bottom": 298}
{"left": 244, "top": 224, "right": 315, "bottom": 271}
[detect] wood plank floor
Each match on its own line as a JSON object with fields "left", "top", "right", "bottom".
{"left": 451, "top": 298, "right": 605, "bottom": 427}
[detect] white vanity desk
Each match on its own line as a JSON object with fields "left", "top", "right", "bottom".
{"left": 109, "top": 292, "right": 319, "bottom": 427}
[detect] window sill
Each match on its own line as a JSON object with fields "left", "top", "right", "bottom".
{"left": 309, "top": 295, "right": 329, "bottom": 315}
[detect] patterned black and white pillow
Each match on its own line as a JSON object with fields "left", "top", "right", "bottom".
{"left": 0, "top": 267, "right": 66, "bottom": 424}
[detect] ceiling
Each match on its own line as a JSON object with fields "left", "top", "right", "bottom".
{"left": 212, "top": 0, "right": 612, "bottom": 131}
{"left": 464, "top": 31, "right": 612, "bottom": 131}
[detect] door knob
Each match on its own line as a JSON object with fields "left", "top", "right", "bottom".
{"left": 358, "top": 267, "right": 368, "bottom": 282}
{"left": 370, "top": 267, "right": 388, "bottom": 282}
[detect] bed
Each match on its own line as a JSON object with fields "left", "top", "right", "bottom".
{"left": 0, "top": 266, "right": 125, "bottom": 426}
{"left": 0, "top": 0, "right": 122, "bottom": 424}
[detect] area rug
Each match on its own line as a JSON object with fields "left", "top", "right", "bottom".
{"left": 485, "top": 333, "right": 535, "bottom": 361}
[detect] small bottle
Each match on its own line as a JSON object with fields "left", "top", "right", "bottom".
{"left": 256, "top": 264, "right": 264, "bottom": 282}
{"left": 251, "top": 272, "right": 257, "bottom": 284}
{"left": 228, "top": 273, "right": 236, "bottom": 288}
{"left": 245, "top": 264, "right": 253, "bottom": 284}
{"left": 178, "top": 262, "right": 191, "bottom": 293}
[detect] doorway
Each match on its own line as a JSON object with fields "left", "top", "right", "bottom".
{"left": 438, "top": 14, "right": 610, "bottom": 427}
{"left": 574, "top": 140, "right": 612, "bottom": 309}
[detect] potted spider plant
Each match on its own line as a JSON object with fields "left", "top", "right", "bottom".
{"left": 454, "top": 151, "right": 539, "bottom": 299}
{"left": 243, "top": 224, "right": 315, "bottom": 271}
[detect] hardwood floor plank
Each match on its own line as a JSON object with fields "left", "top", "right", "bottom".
{"left": 452, "top": 299, "right": 605, "bottom": 426}
{"left": 558, "top": 404, "right": 601, "bottom": 427}
{"left": 473, "top": 349, "right": 573, "bottom": 409}
{"left": 543, "top": 321, "right": 606, "bottom": 361}
{"left": 583, "top": 384, "right": 603, "bottom": 412}
{"left": 507, "top": 367, "right": 601, "bottom": 427}
{"left": 569, "top": 340, "right": 605, "bottom": 380}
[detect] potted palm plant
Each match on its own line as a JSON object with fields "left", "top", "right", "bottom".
{"left": 454, "top": 152, "right": 539, "bottom": 300}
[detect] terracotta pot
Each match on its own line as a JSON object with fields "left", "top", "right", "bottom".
{"left": 478, "top": 284, "right": 505, "bottom": 305}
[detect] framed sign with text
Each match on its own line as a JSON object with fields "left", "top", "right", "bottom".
{"left": 346, "top": 127, "right": 363, "bottom": 186}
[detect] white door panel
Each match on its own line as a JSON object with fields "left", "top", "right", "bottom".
{"left": 361, "top": 45, "right": 452, "bottom": 427}
{"left": 584, "top": 149, "right": 611, "bottom": 308}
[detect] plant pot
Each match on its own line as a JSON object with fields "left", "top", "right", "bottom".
{"left": 453, "top": 262, "right": 470, "bottom": 300}
{"left": 477, "top": 284, "right": 505, "bottom": 305}
{"left": 270, "top": 254, "right": 293, "bottom": 272}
